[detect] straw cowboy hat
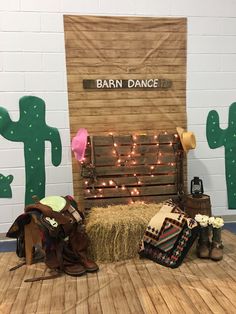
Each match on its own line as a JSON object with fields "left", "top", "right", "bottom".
{"left": 71, "top": 128, "right": 88, "bottom": 161}
{"left": 176, "top": 127, "right": 196, "bottom": 153}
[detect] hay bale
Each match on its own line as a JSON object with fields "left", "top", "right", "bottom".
{"left": 85, "top": 202, "right": 163, "bottom": 262}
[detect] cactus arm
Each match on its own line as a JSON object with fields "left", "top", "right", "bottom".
{"left": 206, "top": 110, "right": 226, "bottom": 148}
{"left": 45, "top": 126, "right": 62, "bottom": 166}
{"left": 0, "top": 107, "right": 24, "bottom": 141}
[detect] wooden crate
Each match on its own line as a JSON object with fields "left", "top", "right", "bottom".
{"left": 81, "top": 132, "right": 184, "bottom": 209}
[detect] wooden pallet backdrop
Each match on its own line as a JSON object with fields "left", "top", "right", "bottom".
{"left": 63, "top": 15, "right": 187, "bottom": 204}
{"left": 81, "top": 133, "right": 184, "bottom": 209}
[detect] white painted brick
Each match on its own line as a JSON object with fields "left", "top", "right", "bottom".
{"left": 46, "top": 110, "right": 70, "bottom": 128}
{"left": 1, "top": 12, "right": 40, "bottom": 32}
{"left": 0, "top": 149, "right": 24, "bottom": 167}
{"left": 0, "top": 168, "right": 25, "bottom": 186}
{"left": 46, "top": 183, "right": 72, "bottom": 196}
{"left": 22, "top": 33, "right": 65, "bottom": 52}
{"left": 12, "top": 203, "right": 25, "bottom": 219}
{"left": 0, "top": 205, "right": 13, "bottom": 223}
{"left": 0, "top": 0, "right": 20, "bottom": 11}
{"left": 0, "top": 53, "right": 3, "bottom": 70}
{"left": 188, "top": 158, "right": 225, "bottom": 176}
{"left": 220, "top": 18, "right": 236, "bottom": 35}
{"left": 45, "top": 148, "right": 70, "bottom": 166}
{"left": 46, "top": 165, "right": 72, "bottom": 184}
{"left": 41, "top": 13, "right": 64, "bottom": 32}
{"left": 0, "top": 223, "right": 12, "bottom": 233}
{"left": 188, "top": 106, "right": 228, "bottom": 125}
{"left": 0, "top": 32, "right": 22, "bottom": 51}
{"left": 188, "top": 17, "right": 221, "bottom": 35}
{"left": 188, "top": 123, "right": 228, "bottom": 143}
{"left": 188, "top": 36, "right": 223, "bottom": 54}
{"left": 25, "top": 72, "right": 66, "bottom": 92}
{"left": 3, "top": 52, "right": 42, "bottom": 71}
{"left": 35, "top": 92, "right": 68, "bottom": 110}
{"left": 187, "top": 54, "right": 220, "bottom": 72}
{"left": 21, "top": 0, "right": 61, "bottom": 12}
{"left": 221, "top": 54, "right": 236, "bottom": 71}
{"left": 62, "top": 0, "right": 100, "bottom": 13}
{"left": 170, "top": 0, "right": 234, "bottom": 17}
{"left": 134, "top": 0, "right": 171, "bottom": 16}
{"left": 0, "top": 72, "right": 24, "bottom": 91}
{"left": 188, "top": 72, "right": 236, "bottom": 90}
{"left": 42, "top": 53, "right": 66, "bottom": 71}
{"left": 0, "top": 32, "right": 65, "bottom": 52}
{"left": 187, "top": 90, "right": 236, "bottom": 108}
{"left": 213, "top": 207, "right": 236, "bottom": 216}
{"left": 190, "top": 141, "right": 223, "bottom": 159}
{"left": 187, "top": 174, "right": 226, "bottom": 192}
{"left": 59, "top": 129, "right": 71, "bottom": 147}
{"left": 209, "top": 191, "right": 228, "bottom": 208}
{"left": 0, "top": 92, "right": 34, "bottom": 110}
{"left": 0, "top": 186, "right": 24, "bottom": 206}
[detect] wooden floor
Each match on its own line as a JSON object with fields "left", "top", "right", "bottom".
{"left": 0, "top": 230, "right": 236, "bottom": 314}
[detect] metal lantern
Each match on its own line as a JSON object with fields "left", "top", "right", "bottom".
{"left": 191, "top": 176, "right": 204, "bottom": 198}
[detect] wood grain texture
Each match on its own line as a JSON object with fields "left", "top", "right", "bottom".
{"left": 64, "top": 15, "right": 187, "bottom": 203}
{"left": 1, "top": 230, "right": 236, "bottom": 314}
{"left": 81, "top": 133, "right": 184, "bottom": 209}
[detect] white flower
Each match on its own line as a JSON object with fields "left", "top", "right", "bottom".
{"left": 194, "top": 214, "right": 209, "bottom": 227}
{"left": 208, "top": 216, "right": 215, "bottom": 225}
{"left": 209, "top": 216, "right": 224, "bottom": 228}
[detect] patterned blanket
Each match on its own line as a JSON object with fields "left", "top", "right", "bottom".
{"left": 139, "top": 199, "right": 199, "bottom": 268}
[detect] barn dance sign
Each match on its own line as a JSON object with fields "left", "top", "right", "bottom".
{"left": 83, "top": 79, "right": 172, "bottom": 90}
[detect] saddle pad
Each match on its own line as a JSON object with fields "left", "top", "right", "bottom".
{"left": 139, "top": 199, "right": 199, "bottom": 268}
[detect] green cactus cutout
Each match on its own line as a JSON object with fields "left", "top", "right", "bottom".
{"left": 206, "top": 102, "right": 236, "bottom": 209}
{"left": 0, "top": 96, "right": 62, "bottom": 205}
{"left": 0, "top": 174, "right": 13, "bottom": 198}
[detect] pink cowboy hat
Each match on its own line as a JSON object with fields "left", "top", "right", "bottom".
{"left": 71, "top": 128, "right": 88, "bottom": 161}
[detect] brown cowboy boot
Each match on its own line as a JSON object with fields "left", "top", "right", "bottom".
{"left": 69, "top": 224, "right": 99, "bottom": 272}
{"left": 210, "top": 227, "right": 223, "bottom": 261}
{"left": 196, "top": 226, "right": 211, "bottom": 259}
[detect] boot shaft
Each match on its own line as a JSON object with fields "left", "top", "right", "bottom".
{"left": 198, "top": 226, "right": 210, "bottom": 244}
{"left": 212, "top": 227, "right": 222, "bottom": 243}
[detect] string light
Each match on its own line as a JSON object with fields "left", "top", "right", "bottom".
{"left": 82, "top": 131, "right": 180, "bottom": 201}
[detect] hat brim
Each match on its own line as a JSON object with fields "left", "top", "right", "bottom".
{"left": 176, "top": 127, "right": 196, "bottom": 153}
{"left": 71, "top": 128, "right": 88, "bottom": 161}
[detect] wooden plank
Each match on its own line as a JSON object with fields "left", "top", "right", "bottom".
{"left": 49, "top": 276, "right": 66, "bottom": 313}
{"left": 75, "top": 275, "right": 89, "bottom": 314}
{"left": 69, "top": 98, "right": 185, "bottom": 109}
{"left": 97, "top": 264, "right": 117, "bottom": 313}
{"left": 125, "top": 260, "right": 158, "bottom": 313}
{"left": 84, "top": 194, "right": 177, "bottom": 208}
{"left": 66, "top": 48, "right": 186, "bottom": 59}
{"left": 64, "top": 16, "right": 187, "bottom": 33}
{"left": 87, "top": 272, "right": 103, "bottom": 314}
{"left": 84, "top": 184, "right": 176, "bottom": 199}
{"left": 79, "top": 174, "right": 176, "bottom": 188}
{"left": 115, "top": 261, "right": 145, "bottom": 313}
{"left": 36, "top": 270, "right": 54, "bottom": 313}
{"left": 67, "top": 65, "right": 186, "bottom": 75}
{"left": 82, "top": 164, "right": 176, "bottom": 177}
{"left": 144, "top": 261, "right": 196, "bottom": 313}
{"left": 68, "top": 90, "right": 186, "bottom": 101}
{"left": 65, "top": 31, "right": 186, "bottom": 42}
{"left": 64, "top": 276, "right": 77, "bottom": 313}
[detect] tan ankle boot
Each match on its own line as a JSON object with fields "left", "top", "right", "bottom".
{"left": 197, "top": 226, "right": 211, "bottom": 259}
{"left": 210, "top": 227, "right": 223, "bottom": 261}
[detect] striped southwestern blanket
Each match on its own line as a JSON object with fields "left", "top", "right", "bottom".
{"left": 139, "top": 199, "right": 199, "bottom": 268}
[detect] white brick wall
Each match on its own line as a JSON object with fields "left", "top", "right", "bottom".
{"left": 0, "top": 0, "right": 236, "bottom": 232}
